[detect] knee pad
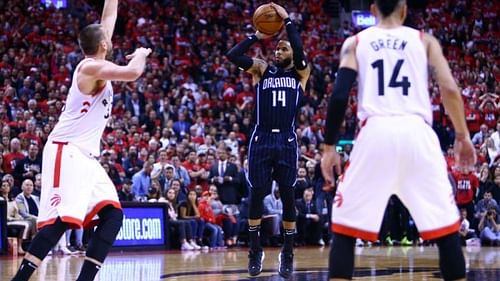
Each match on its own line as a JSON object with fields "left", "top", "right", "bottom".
{"left": 38, "top": 218, "right": 68, "bottom": 245}
{"left": 29, "top": 218, "right": 68, "bottom": 259}
{"left": 86, "top": 207, "right": 123, "bottom": 262}
{"left": 436, "top": 233, "right": 465, "bottom": 281}
{"left": 95, "top": 206, "right": 124, "bottom": 245}
{"left": 279, "top": 185, "right": 296, "bottom": 222}
{"left": 249, "top": 190, "right": 265, "bottom": 220}
{"left": 98, "top": 205, "right": 124, "bottom": 222}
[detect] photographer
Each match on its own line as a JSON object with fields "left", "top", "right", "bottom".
{"left": 475, "top": 190, "right": 498, "bottom": 221}
{"left": 478, "top": 206, "right": 500, "bottom": 245}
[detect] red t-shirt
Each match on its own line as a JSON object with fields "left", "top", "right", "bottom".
{"left": 3, "top": 152, "right": 25, "bottom": 174}
{"left": 465, "top": 108, "right": 481, "bottom": 134}
{"left": 482, "top": 107, "right": 497, "bottom": 129}
{"left": 236, "top": 91, "right": 255, "bottom": 109}
{"left": 182, "top": 160, "right": 208, "bottom": 191}
{"left": 453, "top": 172, "right": 479, "bottom": 205}
{"left": 198, "top": 199, "right": 216, "bottom": 224}
{"left": 191, "top": 136, "right": 204, "bottom": 145}
{"left": 18, "top": 132, "right": 42, "bottom": 146}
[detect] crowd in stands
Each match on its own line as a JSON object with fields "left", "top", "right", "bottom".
{"left": 0, "top": 0, "right": 498, "bottom": 251}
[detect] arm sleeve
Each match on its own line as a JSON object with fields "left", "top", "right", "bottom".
{"left": 284, "top": 18, "right": 307, "bottom": 70}
{"left": 226, "top": 35, "right": 259, "bottom": 71}
{"left": 324, "top": 67, "right": 358, "bottom": 145}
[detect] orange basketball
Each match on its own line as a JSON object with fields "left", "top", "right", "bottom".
{"left": 253, "top": 4, "right": 283, "bottom": 35}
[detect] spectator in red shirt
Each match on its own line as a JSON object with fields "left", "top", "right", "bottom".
{"left": 465, "top": 100, "right": 482, "bottom": 135}
{"left": 3, "top": 138, "right": 25, "bottom": 174}
{"left": 198, "top": 191, "right": 224, "bottom": 248}
{"left": 183, "top": 150, "right": 209, "bottom": 191}
{"left": 236, "top": 84, "right": 255, "bottom": 111}
{"left": 453, "top": 170, "right": 479, "bottom": 225}
{"left": 189, "top": 125, "right": 205, "bottom": 145}
{"left": 479, "top": 97, "right": 498, "bottom": 129}
{"left": 18, "top": 119, "right": 42, "bottom": 146}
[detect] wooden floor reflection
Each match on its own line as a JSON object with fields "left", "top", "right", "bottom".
{"left": 1, "top": 246, "right": 499, "bottom": 280}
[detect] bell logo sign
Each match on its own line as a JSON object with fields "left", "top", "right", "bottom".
{"left": 352, "top": 11, "right": 378, "bottom": 28}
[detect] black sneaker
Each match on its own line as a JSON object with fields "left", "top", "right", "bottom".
{"left": 75, "top": 245, "right": 86, "bottom": 254}
{"left": 278, "top": 251, "right": 294, "bottom": 279}
{"left": 248, "top": 249, "right": 265, "bottom": 276}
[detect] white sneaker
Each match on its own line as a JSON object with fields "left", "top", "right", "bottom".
{"left": 189, "top": 241, "right": 201, "bottom": 250}
{"left": 355, "top": 238, "right": 364, "bottom": 247}
{"left": 318, "top": 239, "right": 325, "bottom": 246}
{"left": 181, "top": 242, "right": 194, "bottom": 250}
{"left": 418, "top": 237, "right": 424, "bottom": 246}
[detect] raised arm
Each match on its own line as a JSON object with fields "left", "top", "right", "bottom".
{"left": 78, "top": 47, "right": 151, "bottom": 93}
{"left": 226, "top": 31, "right": 271, "bottom": 85}
{"left": 271, "top": 3, "right": 311, "bottom": 83}
{"left": 425, "top": 33, "right": 476, "bottom": 171}
{"left": 101, "top": 0, "right": 118, "bottom": 40}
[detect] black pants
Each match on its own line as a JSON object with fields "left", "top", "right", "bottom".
{"left": 297, "top": 218, "right": 322, "bottom": 244}
{"left": 169, "top": 220, "right": 192, "bottom": 241}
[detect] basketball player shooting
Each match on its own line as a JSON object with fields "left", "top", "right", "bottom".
{"left": 321, "top": 0, "right": 475, "bottom": 280}
{"left": 11, "top": 1, "right": 151, "bottom": 281}
{"left": 227, "top": 2, "right": 310, "bottom": 279}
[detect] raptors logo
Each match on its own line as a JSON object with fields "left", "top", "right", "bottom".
{"left": 50, "top": 194, "right": 61, "bottom": 207}
{"left": 334, "top": 191, "right": 343, "bottom": 208}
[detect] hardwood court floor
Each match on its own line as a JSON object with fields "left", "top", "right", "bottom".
{"left": 1, "top": 246, "right": 499, "bottom": 280}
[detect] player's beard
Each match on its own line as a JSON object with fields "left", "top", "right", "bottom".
{"left": 276, "top": 57, "right": 292, "bottom": 68}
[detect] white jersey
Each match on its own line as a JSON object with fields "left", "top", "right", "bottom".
{"left": 356, "top": 26, "right": 431, "bottom": 124}
{"left": 48, "top": 58, "right": 113, "bottom": 157}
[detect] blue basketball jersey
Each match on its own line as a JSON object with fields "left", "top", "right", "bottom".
{"left": 254, "top": 65, "right": 303, "bottom": 132}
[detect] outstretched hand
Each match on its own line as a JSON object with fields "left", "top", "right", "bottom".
{"left": 270, "top": 2, "right": 289, "bottom": 20}
{"left": 126, "top": 47, "right": 152, "bottom": 60}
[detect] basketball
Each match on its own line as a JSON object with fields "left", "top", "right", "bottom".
{"left": 253, "top": 3, "right": 283, "bottom": 35}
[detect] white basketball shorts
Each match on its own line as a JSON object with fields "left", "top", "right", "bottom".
{"left": 331, "top": 116, "right": 460, "bottom": 241}
{"left": 37, "top": 141, "right": 121, "bottom": 229}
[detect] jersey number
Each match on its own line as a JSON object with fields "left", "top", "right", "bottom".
{"left": 371, "top": 59, "right": 411, "bottom": 96}
{"left": 272, "top": 90, "right": 286, "bottom": 107}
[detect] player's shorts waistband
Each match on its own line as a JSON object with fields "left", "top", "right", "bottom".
{"left": 48, "top": 140, "right": 99, "bottom": 159}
